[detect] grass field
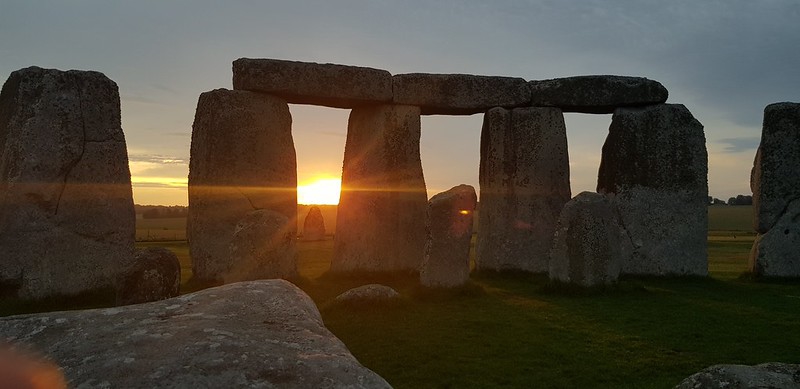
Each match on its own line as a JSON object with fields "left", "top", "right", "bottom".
{"left": 4, "top": 204, "right": 799, "bottom": 388}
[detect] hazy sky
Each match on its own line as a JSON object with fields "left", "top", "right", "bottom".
{"left": 1, "top": 1, "right": 798, "bottom": 205}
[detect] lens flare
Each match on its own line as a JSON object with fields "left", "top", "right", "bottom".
{"left": 298, "top": 178, "right": 341, "bottom": 205}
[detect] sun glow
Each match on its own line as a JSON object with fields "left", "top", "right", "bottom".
{"left": 297, "top": 178, "right": 341, "bottom": 205}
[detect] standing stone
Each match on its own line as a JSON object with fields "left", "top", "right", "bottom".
{"left": 549, "top": 192, "right": 628, "bottom": 287}
{"left": 477, "top": 107, "right": 571, "bottom": 273}
{"left": 331, "top": 104, "right": 427, "bottom": 273}
{"left": 749, "top": 102, "right": 800, "bottom": 277}
{"left": 420, "top": 185, "right": 477, "bottom": 288}
{"left": 188, "top": 89, "right": 297, "bottom": 282}
{"left": 302, "top": 205, "right": 326, "bottom": 241}
{"left": 0, "top": 66, "right": 135, "bottom": 299}
{"left": 227, "top": 209, "right": 297, "bottom": 283}
{"left": 597, "top": 104, "right": 708, "bottom": 276}
{"left": 116, "top": 247, "right": 181, "bottom": 306}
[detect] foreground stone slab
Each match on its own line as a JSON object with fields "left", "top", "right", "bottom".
{"left": 188, "top": 89, "right": 297, "bottom": 282}
{"left": 0, "top": 66, "right": 135, "bottom": 299}
{"left": 331, "top": 104, "right": 427, "bottom": 273}
{"left": 549, "top": 192, "right": 627, "bottom": 287}
{"left": 0, "top": 280, "right": 392, "bottom": 388}
{"left": 751, "top": 102, "right": 800, "bottom": 234}
{"left": 421, "top": 185, "right": 477, "bottom": 288}
{"left": 477, "top": 107, "right": 571, "bottom": 273}
{"left": 597, "top": 104, "right": 707, "bottom": 276}
{"left": 233, "top": 58, "right": 392, "bottom": 109}
{"left": 529, "top": 75, "right": 668, "bottom": 114}
{"left": 393, "top": 73, "right": 530, "bottom": 115}
{"left": 674, "top": 362, "right": 800, "bottom": 389}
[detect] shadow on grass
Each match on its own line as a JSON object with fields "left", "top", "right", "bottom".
{"left": 0, "top": 287, "right": 116, "bottom": 317}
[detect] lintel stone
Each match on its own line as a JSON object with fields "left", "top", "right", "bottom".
{"left": 392, "top": 73, "right": 531, "bottom": 115}
{"left": 232, "top": 58, "right": 392, "bottom": 109}
{"left": 529, "top": 75, "right": 668, "bottom": 114}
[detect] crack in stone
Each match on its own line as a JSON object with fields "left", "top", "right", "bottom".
{"left": 54, "top": 75, "right": 87, "bottom": 216}
{"left": 236, "top": 187, "right": 259, "bottom": 211}
{"left": 765, "top": 195, "right": 800, "bottom": 233}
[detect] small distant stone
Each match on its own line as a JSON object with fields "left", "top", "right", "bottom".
{"left": 334, "top": 284, "right": 400, "bottom": 304}
{"left": 302, "top": 206, "right": 326, "bottom": 241}
{"left": 116, "top": 247, "right": 180, "bottom": 306}
{"left": 674, "top": 362, "right": 800, "bottom": 389}
{"left": 529, "top": 75, "right": 668, "bottom": 114}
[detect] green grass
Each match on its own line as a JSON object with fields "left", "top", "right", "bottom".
{"left": 2, "top": 205, "right": 799, "bottom": 388}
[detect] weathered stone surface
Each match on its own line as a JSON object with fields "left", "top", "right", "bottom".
{"left": 751, "top": 102, "right": 800, "bottom": 234}
{"left": 331, "top": 104, "right": 427, "bottom": 273}
{"left": 0, "top": 280, "right": 392, "bottom": 388}
{"left": 529, "top": 75, "right": 668, "bottom": 114}
{"left": 188, "top": 89, "right": 297, "bottom": 282}
{"left": 597, "top": 104, "right": 708, "bottom": 276}
{"left": 477, "top": 107, "right": 571, "bottom": 273}
{"left": 549, "top": 192, "right": 627, "bottom": 286}
{"left": 302, "top": 205, "right": 326, "bottom": 241}
{"left": 749, "top": 198, "right": 800, "bottom": 277}
{"left": 233, "top": 58, "right": 392, "bottom": 109}
{"left": 227, "top": 209, "right": 297, "bottom": 283}
{"left": 420, "top": 185, "right": 477, "bottom": 288}
{"left": 116, "top": 247, "right": 180, "bottom": 306}
{"left": 0, "top": 66, "right": 135, "bottom": 299}
{"left": 334, "top": 284, "right": 400, "bottom": 304}
{"left": 393, "top": 73, "right": 530, "bottom": 115}
{"left": 674, "top": 362, "right": 800, "bottom": 389}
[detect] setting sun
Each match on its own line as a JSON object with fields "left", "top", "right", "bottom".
{"left": 297, "top": 178, "right": 341, "bottom": 205}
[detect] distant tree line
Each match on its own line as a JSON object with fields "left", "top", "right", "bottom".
{"left": 135, "top": 205, "right": 189, "bottom": 219}
{"left": 707, "top": 195, "right": 753, "bottom": 206}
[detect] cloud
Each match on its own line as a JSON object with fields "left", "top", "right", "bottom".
{"left": 716, "top": 137, "right": 761, "bottom": 153}
{"left": 128, "top": 154, "right": 188, "bottom": 165}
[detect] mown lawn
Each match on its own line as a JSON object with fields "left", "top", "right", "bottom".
{"left": 2, "top": 205, "right": 798, "bottom": 388}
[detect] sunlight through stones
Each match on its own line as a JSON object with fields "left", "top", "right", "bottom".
{"left": 331, "top": 104, "right": 428, "bottom": 273}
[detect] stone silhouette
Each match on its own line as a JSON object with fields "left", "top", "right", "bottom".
{"left": 188, "top": 89, "right": 297, "bottom": 283}
{"left": 598, "top": 104, "right": 708, "bottom": 276}
{"left": 116, "top": 247, "right": 181, "bottom": 306}
{"left": 477, "top": 107, "right": 571, "bottom": 273}
{"left": 0, "top": 280, "right": 392, "bottom": 388}
{"left": 0, "top": 66, "right": 135, "bottom": 299}
{"left": 302, "top": 205, "right": 326, "bottom": 241}
{"left": 549, "top": 192, "right": 628, "bottom": 287}
{"left": 420, "top": 185, "right": 477, "bottom": 288}
{"left": 331, "top": 104, "right": 428, "bottom": 273}
{"left": 749, "top": 102, "right": 800, "bottom": 277}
